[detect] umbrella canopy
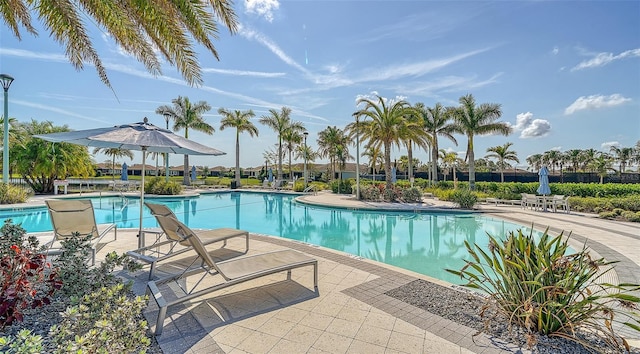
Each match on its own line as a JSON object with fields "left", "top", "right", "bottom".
{"left": 121, "top": 163, "right": 128, "bottom": 181}
{"left": 34, "top": 117, "right": 226, "bottom": 247}
{"left": 537, "top": 166, "right": 551, "bottom": 195}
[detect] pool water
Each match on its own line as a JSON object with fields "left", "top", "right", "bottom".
{"left": 1, "top": 192, "right": 539, "bottom": 284}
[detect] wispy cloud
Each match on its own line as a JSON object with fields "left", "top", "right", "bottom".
{"left": 12, "top": 99, "right": 112, "bottom": 124}
{"left": 394, "top": 73, "right": 502, "bottom": 97}
{"left": 571, "top": 48, "right": 640, "bottom": 71}
{"left": 0, "top": 48, "right": 66, "bottom": 63}
{"left": 601, "top": 141, "right": 620, "bottom": 150}
{"left": 552, "top": 46, "right": 559, "bottom": 55}
{"left": 202, "top": 68, "right": 285, "bottom": 78}
{"left": 564, "top": 94, "right": 631, "bottom": 115}
{"left": 244, "top": 0, "right": 280, "bottom": 23}
{"left": 510, "top": 112, "right": 551, "bottom": 138}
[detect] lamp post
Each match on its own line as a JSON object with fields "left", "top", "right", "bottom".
{"left": 303, "top": 132, "right": 309, "bottom": 189}
{"left": 352, "top": 112, "right": 360, "bottom": 200}
{"left": 1, "top": 74, "right": 14, "bottom": 184}
{"left": 162, "top": 112, "right": 171, "bottom": 182}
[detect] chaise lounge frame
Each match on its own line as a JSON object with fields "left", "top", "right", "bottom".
{"left": 146, "top": 215, "right": 318, "bottom": 335}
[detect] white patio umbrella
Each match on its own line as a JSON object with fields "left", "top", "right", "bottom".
{"left": 34, "top": 117, "right": 226, "bottom": 247}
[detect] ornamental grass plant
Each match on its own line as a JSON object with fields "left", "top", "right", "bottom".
{"left": 447, "top": 229, "right": 640, "bottom": 352}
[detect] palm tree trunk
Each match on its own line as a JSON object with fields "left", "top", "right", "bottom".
{"left": 235, "top": 130, "right": 240, "bottom": 186}
{"left": 183, "top": 154, "right": 190, "bottom": 185}
{"left": 407, "top": 141, "right": 413, "bottom": 186}
{"left": 277, "top": 138, "right": 283, "bottom": 181}
{"left": 432, "top": 136, "right": 439, "bottom": 184}
{"left": 467, "top": 136, "right": 476, "bottom": 190}
{"left": 384, "top": 141, "right": 392, "bottom": 189}
{"left": 288, "top": 149, "right": 293, "bottom": 183}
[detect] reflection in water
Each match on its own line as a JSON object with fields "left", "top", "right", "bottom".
{"left": 3, "top": 192, "right": 541, "bottom": 285}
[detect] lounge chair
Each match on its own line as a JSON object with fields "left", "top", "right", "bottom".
{"left": 550, "top": 195, "right": 570, "bottom": 213}
{"left": 521, "top": 193, "right": 541, "bottom": 211}
{"left": 45, "top": 199, "right": 117, "bottom": 265}
{"left": 146, "top": 214, "right": 318, "bottom": 335}
{"left": 127, "top": 202, "right": 249, "bottom": 280}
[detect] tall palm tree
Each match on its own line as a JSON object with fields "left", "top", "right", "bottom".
{"left": 361, "top": 143, "right": 383, "bottom": 182}
{"left": 450, "top": 94, "right": 511, "bottom": 190}
{"left": 580, "top": 148, "right": 598, "bottom": 172}
{"left": 439, "top": 149, "right": 462, "bottom": 182}
{"left": 565, "top": 149, "right": 583, "bottom": 172}
{"left": 485, "top": 142, "right": 519, "bottom": 182}
{"left": 282, "top": 124, "right": 307, "bottom": 183}
{"left": 609, "top": 145, "right": 634, "bottom": 173}
{"left": 317, "top": 126, "right": 345, "bottom": 181}
{"left": 416, "top": 102, "right": 458, "bottom": 183}
{"left": 355, "top": 95, "right": 418, "bottom": 189}
{"left": 590, "top": 153, "right": 615, "bottom": 184}
{"left": 259, "top": 107, "right": 298, "bottom": 181}
{"left": 295, "top": 143, "right": 318, "bottom": 181}
{"left": 400, "top": 110, "right": 431, "bottom": 186}
{"left": 2, "top": 1, "right": 238, "bottom": 89}
{"left": 156, "top": 96, "right": 214, "bottom": 185}
{"left": 542, "top": 149, "right": 562, "bottom": 173}
{"left": 92, "top": 147, "right": 134, "bottom": 181}
{"left": 526, "top": 153, "right": 543, "bottom": 172}
{"left": 218, "top": 108, "right": 259, "bottom": 187}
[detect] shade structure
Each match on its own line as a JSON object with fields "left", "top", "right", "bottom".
{"left": 121, "top": 162, "right": 128, "bottom": 181}
{"left": 34, "top": 117, "right": 226, "bottom": 247}
{"left": 537, "top": 166, "right": 551, "bottom": 195}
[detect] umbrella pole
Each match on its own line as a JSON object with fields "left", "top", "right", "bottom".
{"left": 139, "top": 147, "right": 147, "bottom": 248}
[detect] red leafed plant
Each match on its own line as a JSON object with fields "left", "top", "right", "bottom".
{"left": 0, "top": 244, "right": 62, "bottom": 328}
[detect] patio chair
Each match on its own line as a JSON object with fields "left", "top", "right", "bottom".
{"left": 127, "top": 202, "right": 249, "bottom": 280}
{"left": 45, "top": 199, "right": 118, "bottom": 265}
{"left": 146, "top": 214, "right": 318, "bottom": 335}
{"left": 550, "top": 195, "right": 570, "bottom": 213}
{"left": 520, "top": 193, "right": 541, "bottom": 211}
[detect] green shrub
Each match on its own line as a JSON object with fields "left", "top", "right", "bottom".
{"left": 620, "top": 211, "right": 640, "bottom": 222}
{"left": 293, "top": 180, "right": 305, "bottom": 192}
{"left": 145, "top": 177, "right": 183, "bottom": 195}
{"left": 401, "top": 187, "right": 423, "bottom": 203}
{"left": 50, "top": 283, "right": 150, "bottom": 354}
{"left": 55, "top": 235, "right": 141, "bottom": 298}
{"left": 0, "top": 183, "right": 32, "bottom": 204}
{"left": 434, "top": 189, "right": 456, "bottom": 201}
{"left": 451, "top": 189, "right": 478, "bottom": 209}
{"left": 330, "top": 179, "right": 353, "bottom": 194}
{"left": 383, "top": 186, "right": 400, "bottom": 202}
{"left": 447, "top": 229, "right": 640, "bottom": 351}
{"left": 360, "top": 184, "right": 382, "bottom": 201}
{"left": 0, "top": 329, "right": 43, "bottom": 353}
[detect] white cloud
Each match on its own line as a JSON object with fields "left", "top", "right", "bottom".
{"left": 244, "top": 0, "right": 280, "bottom": 23}
{"left": 571, "top": 48, "right": 640, "bottom": 71}
{"left": 564, "top": 94, "right": 631, "bottom": 115}
{"left": 511, "top": 112, "right": 551, "bottom": 138}
{"left": 550, "top": 146, "right": 562, "bottom": 151}
{"left": 202, "top": 68, "right": 285, "bottom": 78}
{"left": 601, "top": 141, "right": 620, "bottom": 150}
{"left": 552, "top": 46, "right": 559, "bottom": 55}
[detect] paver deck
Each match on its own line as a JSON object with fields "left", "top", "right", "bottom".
{"left": 18, "top": 190, "right": 640, "bottom": 353}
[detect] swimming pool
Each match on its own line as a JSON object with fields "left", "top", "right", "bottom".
{"left": 1, "top": 192, "right": 539, "bottom": 284}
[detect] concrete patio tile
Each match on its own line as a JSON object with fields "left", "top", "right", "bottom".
{"left": 347, "top": 339, "right": 386, "bottom": 353}
{"left": 234, "top": 331, "right": 280, "bottom": 354}
{"left": 335, "top": 306, "right": 369, "bottom": 323}
{"left": 284, "top": 324, "right": 324, "bottom": 346}
{"left": 268, "top": 338, "right": 313, "bottom": 354}
{"left": 213, "top": 325, "right": 255, "bottom": 348}
{"left": 325, "top": 317, "right": 362, "bottom": 338}
{"left": 392, "top": 318, "right": 427, "bottom": 338}
{"left": 298, "top": 312, "right": 335, "bottom": 331}
{"left": 256, "top": 317, "right": 297, "bottom": 338}
{"left": 365, "top": 311, "right": 397, "bottom": 331}
{"left": 235, "top": 311, "right": 276, "bottom": 330}
{"left": 386, "top": 330, "right": 426, "bottom": 353}
{"left": 312, "top": 331, "right": 354, "bottom": 354}
{"left": 272, "top": 305, "right": 309, "bottom": 323}
{"left": 354, "top": 323, "right": 392, "bottom": 347}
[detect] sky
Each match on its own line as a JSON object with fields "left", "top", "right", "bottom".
{"left": 0, "top": 0, "right": 639, "bottom": 170}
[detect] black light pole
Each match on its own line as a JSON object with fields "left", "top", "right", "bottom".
{"left": 1, "top": 74, "right": 14, "bottom": 184}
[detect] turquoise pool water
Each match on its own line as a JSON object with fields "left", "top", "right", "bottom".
{"left": 1, "top": 192, "right": 539, "bottom": 284}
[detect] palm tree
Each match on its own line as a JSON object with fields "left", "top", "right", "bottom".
{"left": 526, "top": 154, "right": 543, "bottom": 172}
{"left": 361, "top": 143, "right": 383, "bottom": 182}
{"left": 355, "top": 95, "right": 418, "bottom": 189}
{"left": 416, "top": 102, "right": 458, "bottom": 183}
{"left": 295, "top": 143, "right": 318, "bottom": 181}
{"left": 485, "top": 142, "right": 519, "bottom": 182}
{"left": 542, "top": 149, "right": 562, "bottom": 173}
{"left": 609, "top": 146, "right": 634, "bottom": 173}
{"left": 565, "top": 149, "right": 583, "bottom": 172}
{"left": 92, "top": 147, "right": 134, "bottom": 181}
{"left": 2, "top": 1, "right": 238, "bottom": 89}
{"left": 439, "top": 149, "right": 462, "bottom": 183}
{"left": 451, "top": 94, "right": 511, "bottom": 190}
{"left": 259, "top": 107, "right": 299, "bottom": 181}
{"left": 580, "top": 148, "right": 598, "bottom": 171}
{"left": 282, "top": 124, "right": 307, "bottom": 183}
{"left": 156, "top": 96, "right": 214, "bottom": 185}
{"left": 589, "top": 153, "right": 615, "bottom": 183}
{"left": 400, "top": 110, "right": 431, "bottom": 186}
{"left": 218, "top": 108, "right": 259, "bottom": 187}
{"left": 317, "top": 126, "right": 345, "bottom": 181}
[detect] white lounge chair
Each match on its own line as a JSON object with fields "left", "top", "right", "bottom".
{"left": 550, "top": 195, "right": 570, "bottom": 213}
{"left": 127, "top": 202, "right": 249, "bottom": 280}
{"left": 146, "top": 214, "right": 318, "bottom": 335}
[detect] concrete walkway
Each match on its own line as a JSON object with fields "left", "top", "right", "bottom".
{"left": 21, "top": 190, "right": 640, "bottom": 353}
